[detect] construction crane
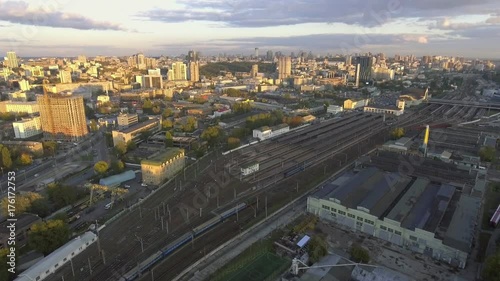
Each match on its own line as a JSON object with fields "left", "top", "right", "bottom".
{"left": 291, "top": 258, "right": 378, "bottom": 275}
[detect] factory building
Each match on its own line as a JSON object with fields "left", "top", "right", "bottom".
{"left": 307, "top": 167, "right": 480, "bottom": 269}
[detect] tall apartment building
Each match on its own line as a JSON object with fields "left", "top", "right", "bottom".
{"left": 277, "top": 56, "right": 292, "bottom": 79}
{"left": 266, "top": 50, "right": 274, "bottom": 61}
{"left": 188, "top": 61, "right": 200, "bottom": 82}
{"left": 168, "top": 62, "right": 187, "bottom": 81}
{"left": 141, "top": 148, "right": 185, "bottom": 185}
{"left": 354, "top": 56, "right": 373, "bottom": 82}
{"left": 251, "top": 64, "right": 259, "bottom": 77}
{"left": 77, "top": 55, "right": 87, "bottom": 64}
{"left": 59, "top": 69, "right": 72, "bottom": 84}
{"left": 37, "top": 93, "right": 88, "bottom": 141}
{"left": 6, "top": 51, "right": 19, "bottom": 68}
{"left": 117, "top": 113, "right": 138, "bottom": 129}
{"left": 140, "top": 75, "right": 163, "bottom": 89}
{"left": 13, "top": 117, "right": 42, "bottom": 139}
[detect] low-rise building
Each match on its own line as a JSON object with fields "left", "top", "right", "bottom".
{"left": 12, "top": 117, "right": 42, "bottom": 139}
{"left": 0, "top": 100, "right": 39, "bottom": 114}
{"left": 117, "top": 113, "right": 138, "bottom": 130}
{"left": 141, "top": 148, "right": 185, "bottom": 185}
{"left": 327, "top": 105, "right": 343, "bottom": 115}
{"left": 343, "top": 98, "right": 370, "bottom": 110}
{"left": 399, "top": 88, "right": 429, "bottom": 107}
{"left": 241, "top": 162, "right": 259, "bottom": 176}
{"left": 1, "top": 141, "right": 43, "bottom": 155}
{"left": 307, "top": 167, "right": 480, "bottom": 269}
{"left": 112, "top": 118, "right": 161, "bottom": 146}
{"left": 252, "top": 123, "right": 290, "bottom": 141}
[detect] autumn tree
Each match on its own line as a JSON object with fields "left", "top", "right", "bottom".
{"left": 201, "top": 126, "right": 224, "bottom": 146}
{"left": 162, "top": 119, "right": 173, "bottom": 129}
{"left": 17, "top": 152, "right": 32, "bottom": 166}
{"left": 111, "top": 160, "right": 125, "bottom": 174}
{"left": 390, "top": 127, "right": 405, "bottom": 140}
{"left": 183, "top": 116, "right": 197, "bottom": 132}
{"left": 165, "top": 131, "right": 174, "bottom": 147}
{"left": 227, "top": 137, "right": 241, "bottom": 150}
{"left": 350, "top": 244, "right": 370, "bottom": 263}
{"left": 28, "top": 220, "right": 70, "bottom": 255}
{"left": 114, "top": 141, "right": 127, "bottom": 156}
{"left": 89, "top": 119, "right": 98, "bottom": 131}
{"left": 46, "top": 183, "right": 78, "bottom": 209}
{"left": 126, "top": 140, "right": 137, "bottom": 151}
{"left": 307, "top": 235, "right": 328, "bottom": 263}
{"left": 1, "top": 192, "right": 42, "bottom": 216}
{"left": 94, "top": 161, "right": 109, "bottom": 176}
{"left": 1, "top": 146, "right": 12, "bottom": 169}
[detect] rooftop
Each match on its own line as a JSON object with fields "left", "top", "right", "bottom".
{"left": 119, "top": 118, "right": 159, "bottom": 134}
{"left": 141, "top": 148, "right": 184, "bottom": 166}
{"left": 443, "top": 195, "right": 481, "bottom": 252}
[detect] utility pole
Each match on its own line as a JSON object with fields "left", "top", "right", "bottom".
{"left": 70, "top": 259, "right": 75, "bottom": 277}
{"left": 88, "top": 257, "right": 93, "bottom": 275}
{"left": 101, "top": 250, "right": 106, "bottom": 265}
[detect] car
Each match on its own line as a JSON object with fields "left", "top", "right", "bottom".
{"left": 34, "top": 174, "right": 39, "bottom": 177}
{"left": 141, "top": 183, "right": 148, "bottom": 187}
{"left": 124, "top": 185, "right": 131, "bottom": 188}
{"left": 104, "top": 202, "right": 113, "bottom": 210}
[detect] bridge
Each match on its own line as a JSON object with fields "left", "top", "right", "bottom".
{"left": 428, "top": 99, "right": 500, "bottom": 110}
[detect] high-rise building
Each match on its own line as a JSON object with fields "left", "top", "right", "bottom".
{"left": 187, "top": 50, "right": 198, "bottom": 62}
{"left": 277, "top": 56, "right": 292, "bottom": 79}
{"left": 37, "top": 93, "right": 88, "bottom": 141}
{"left": 345, "top": 55, "right": 352, "bottom": 66}
{"left": 141, "top": 75, "right": 163, "bottom": 89}
{"left": 137, "top": 53, "right": 146, "bottom": 69}
{"left": 354, "top": 56, "right": 372, "bottom": 82}
{"left": 77, "top": 55, "right": 87, "bottom": 64}
{"left": 188, "top": 61, "right": 200, "bottom": 82}
{"left": 355, "top": 64, "right": 361, "bottom": 88}
{"left": 266, "top": 50, "right": 274, "bottom": 61}
{"left": 6, "top": 51, "right": 18, "bottom": 68}
{"left": 251, "top": 64, "right": 259, "bottom": 77}
{"left": 254, "top": 48, "right": 259, "bottom": 58}
{"left": 169, "top": 62, "right": 187, "bottom": 81}
{"left": 59, "top": 69, "right": 72, "bottom": 84}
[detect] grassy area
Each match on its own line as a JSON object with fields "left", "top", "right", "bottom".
{"left": 222, "top": 252, "right": 290, "bottom": 281}
{"left": 477, "top": 232, "right": 492, "bottom": 262}
{"left": 481, "top": 183, "right": 500, "bottom": 230}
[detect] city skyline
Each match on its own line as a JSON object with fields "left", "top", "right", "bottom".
{"left": 0, "top": 0, "right": 499, "bottom": 58}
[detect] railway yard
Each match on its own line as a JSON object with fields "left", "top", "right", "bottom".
{"left": 47, "top": 102, "right": 497, "bottom": 281}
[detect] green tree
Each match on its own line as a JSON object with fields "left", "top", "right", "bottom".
{"left": 30, "top": 198, "right": 52, "bottom": 218}
{"left": 307, "top": 235, "right": 328, "bottom": 263}
{"left": 483, "top": 250, "right": 500, "bottom": 281}
{"left": 126, "top": 140, "right": 137, "bottom": 151}
{"left": 165, "top": 131, "right": 174, "bottom": 147}
{"left": 162, "top": 108, "right": 173, "bottom": 118}
{"left": 183, "top": 116, "right": 197, "bottom": 132}
{"left": 350, "top": 244, "right": 370, "bottom": 263}
{"left": 28, "top": 220, "right": 70, "bottom": 255}
{"left": 17, "top": 152, "right": 32, "bottom": 166}
{"left": 162, "top": 119, "right": 173, "bottom": 129}
{"left": 1, "top": 192, "right": 42, "bottom": 216}
{"left": 227, "top": 137, "right": 241, "bottom": 150}
{"left": 111, "top": 160, "right": 125, "bottom": 174}
{"left": 201, "top": 126, "right": 223, "bottom": 146}
{"left": 89, "top": 119, "right": 98, "bottom": 131}
{"left": 1, "top": 146, "right": 13, "bottom": 169}
{"left": 94, "top": 161, "right": 109, "bottom": 175}
{"left": 479, "top": 146, "right": 496, "bottom": 162}
{"left": 114, "top": 141, "right": 127, "bottom": 156}
{"left": 46, "top": 183, "right": 78, "bottom": 209}
{"left": 390, "top": 127, "right": 405, "bottom": 140}
{"left": 42, "top": 141, "right": 58, "bottom": 157}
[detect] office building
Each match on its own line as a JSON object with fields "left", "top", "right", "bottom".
{"left": 141, "top": 148, "right": 185, "bottom": 185}
{"left": 168, "top": 62, "right": 187, "bottom": 81}
{"left": 188, "top": 61, "right": 200, "bottom": 82}
{"left": 278, "top": 56, "right": 292, "bottom": 79}
{"left": 37, "top": 93, "right": 88, "bottom": 141}
{"left": 0, "top": 101, "right": 39, "bottom": 114}
{"left": 354, "top": 56, "right": 373, "bottom": 82}
{"left": 117, "top": 113, "right": 138, "bottom": 129}
{"left": 187, "top": 50, "right": 198, "bottom": 62}
{"left": 13, "top": 117, "right": 42, "bottom": 139}
{"left": 266, "top": 50, "right": 274, "bottom": 61}
{"left": 6, "top": 51, "right": 19, "bottom": 68}
{"left": 59, "top": 69, "right": 72, "bottom": 84}
{"left": 307, "top": 167, "right": 480, "bottom": 269}
{"left": 254, "top": 48, "right": 259, "bottom": 58}
{"left": 251, "top": 64, "right": 258, "bottom": 77}
{"left": 112, "top": 118, "right": 161, "bottom": 146}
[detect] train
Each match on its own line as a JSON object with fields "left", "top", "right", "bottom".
{"left": 283, "top": 161, "right": 314, "bottom": 178}
{"left": 120, "top": 203, "right": 247, "bottom": 281}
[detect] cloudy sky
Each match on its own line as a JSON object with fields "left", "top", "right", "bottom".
{"left": 0, "top": 0, "right": 499, "bottom": 58}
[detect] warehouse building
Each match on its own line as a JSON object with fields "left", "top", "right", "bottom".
{"left": 307, "top": 167, "right": 480, "bottom": 268}
{"left": 141, "top": 148, "right": 185, "bottom": 185}
{"left": 253, "top": 123, "right": 290, "bottom": 141}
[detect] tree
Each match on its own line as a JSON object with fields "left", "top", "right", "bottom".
{"left": 0, "top": 248, "right": 17, "bottom": 281}
{"left": 162, "top": 108, "right": 173, "bottom": 118}
{"left": 307, "top": 235, "right": 328, "bottom": 263}
{"left": 46, "top": 183, "right": 78, "bottom": 209}
{"left": 17, "top": 153, "right": 32, "bottom": 166}
{"left": 111, "top": 160, "right": 125, "bottom": 174}
{"left": 94, "top": 161, "right": 109, "bottom": 176}
{"left": 183, "top": 116, "right": 197, "bottom": 132}
{"left": 483, "top": 250, "right": 500, "bottom": 281}
{"left": 1, "top": 146, "right": 12, "bottom": 169}
{"left": 126, "top": 140, "right": 137, "bottom": 151}
{"left": 201, "top": 126, "right": 223, "bottom": 146}
{"left": 165, "top": 131, "right": 174, "bottom": 147}
{"left": 114, "top": 141, "right": 127, "bottom": 156}
{"left": 30, "top": 198, "right": 52, "bottom": 218}
{"left": 1, "top": 192, "right": 42, "bottom": 216}
{"left": 479, "top": 146, "right": 496, "bottom": 162}
{"left": 42, "top": 141, "right": 58, "bottom": 157}
{"left": 390, "top": 127, "right": 405, "bottom": 140}
{"left": 28, "top": 220, "right": 70, "bottom": 255}
{"left": 89, "top": 119, "right": 98, "bottom": 131}
{"left": 350, "top": 244, "right": 370, "bottom": 263}
{"left": 162, "top": 119, "right": 173, "bottom": 129}
{"left": 227, "top": 137, "right": 241, "bottom": 150}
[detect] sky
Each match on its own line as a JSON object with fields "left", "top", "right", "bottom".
{"left": 0, "top": 0, "right": 499, "bottom": 58}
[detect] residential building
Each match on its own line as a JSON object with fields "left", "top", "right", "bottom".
{"left": 169, "top": 62, "right": 187, "bottom": 81}
{"left": 0, "top": 101, "right": 39, "bottom": 114}
{"left": 59, "top": 69, "right": 72, "bottom": 84}
{"left": 278, "top": 56, "right": 292, "bottom": 79}
{"left": 354, "top": 56, "right": 372, "bottom": 82}
{"left": 19, "top": 79, "right": 30, "bottom": 91}
{"left": 112, "top": 118, "right": 161, "bottom": 146}
{"left": 117, "top": 113, "right": 138, "bottom": 129}
{"left": 97, "top": 95, "right": 110, "bottom": 104}
{"left": 37, "top": 93, "right": 88, "bottom": 141}
{"left": 13, "top": 117, "right": 42, "bottom": 139}
{"left": 188, "top": 61, "right": 200, "bottom": 82}
{"left": 307, "top": 167, "right": 480, "bottom": 269}
{"left": 141, "top": 148, "right": 185, "bottom": 185}
{"left": 141, "top": 75, "right": 163, "bottom": 89}
{"left": 6, "top": 51, "right": 19, "bottom": 68}
{"left": 251, "top": 64, "right": 258, "bottom": 77}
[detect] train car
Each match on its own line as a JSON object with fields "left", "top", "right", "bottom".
{"left": 192, "top": 215, "right": 222, "bottom": 236}
{"left": 219, "top": 203, "right": 247, "bottom": 220}
{"left": 121, "top": 251, "right": 163, "bottom": 281}
{"left": 161, "top": 233, "right": 193, "bottom": 257}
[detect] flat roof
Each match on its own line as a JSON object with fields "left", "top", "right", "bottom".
{"left": 443, "top": 195, "right": 481, "bottom": 252}
{"left": 119, "top": 118, "right": 159, "bottom": 134}
{"left": 387, "top": 178, "right": 429, "bottom": 223}
{"left": 297, "top": 235, "right": 311, "bottom": 248}
{"left": 141, "top": 148, "right": 183, "bottom": 166}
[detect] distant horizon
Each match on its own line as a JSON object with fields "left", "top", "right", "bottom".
{"left": 1, "top": 1, "right": 499, "bottom": 59}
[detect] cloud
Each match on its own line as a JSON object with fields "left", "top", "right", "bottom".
{"left": 486, "top": 15, "right": 500, "bottom": 24}
{"left": 138, "top": 0, "right": 499, "bottom": 28}
{"left": 0, "top": 1, "right": 126, "bottom": 31}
